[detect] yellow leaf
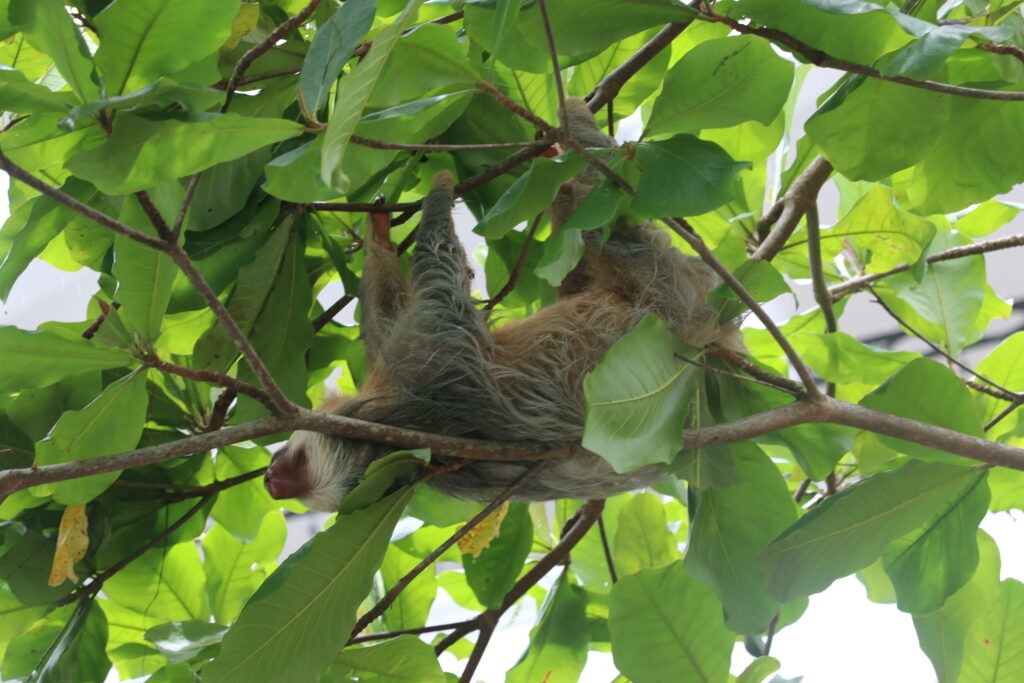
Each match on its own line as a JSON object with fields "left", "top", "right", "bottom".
{"left": 48, "top": 504, "right": 89, "bottom": 587}
{"left": 458, "top": 501, "right": 509, "bottom": 559}
{"left": 221, "top": 2, "right": 261, "bottom": 53}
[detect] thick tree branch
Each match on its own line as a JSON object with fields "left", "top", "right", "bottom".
{"left": 829, "top": 232, "right": 1024, "bottom": 300}
{"left": 753, "top": 156, "right": 834, "bottom": 261}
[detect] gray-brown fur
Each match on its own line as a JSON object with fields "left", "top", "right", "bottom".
{"left": 267, "top": 99, "right": 740, "bottom": 510}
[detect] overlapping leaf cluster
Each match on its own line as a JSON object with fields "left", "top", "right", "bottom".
{"left": 0, "top": 0, "right": 1023, "bottom": 681}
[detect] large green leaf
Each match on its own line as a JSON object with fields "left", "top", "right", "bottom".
{"left": 8, "top": 0, "right": 100, "bottom": 101}
{"left": 613, "top": 492, "right": 681, "bottom": 576}
{"left": 646, "top": 35, "right": 793, "bottom": 137}
{"left": 104, "top": 542, "right": 209, "bottom": 621}
{"left": 632, "top": 136, "right": 748, "bottom": 218}
{"left": 958, "top": 579, "right": 1024, "bottom": 682}
{"left": 913, "top": 531, "right": 1002, "bottom": 683}
{"left": 94, "top": 0, "right": 240, "bottom": 95}
{"left": 974, "top": 332, "right": 1024, "bottom": 437}
{"left": 685, "top": 448, "right": 799, "bottom": 635}
{"left": 35, "top": 370, "right": 149, "bottom": 504}
{"left": 202, "top": 516, "right": 286, "bottom": 624}
{"left": 298, "top": 0, "right": 377, "bottom": 113}
{"left": 0, "top": 67, "right": 73, "bottom": 113}
{"left": 113, "top": 183, "right": 182, "bottom": 341}
{"left": 463, "top": 503, "right": 533, "bottom": 610}
{"left": 334, "top": 637, "right": 445, "bottom": 682}
{"left": 321, "top": 0, "right": 425, "bottom": 193}
{"left": 609, "top": 561, "right": 732, "bottom": 682}
{"left": 0, "top": 328, "right": 131, "bottom": 393}
{"left": 66, "top": 113, "right": 304, "bottom": 194}
{"left": 807, "top": 77, "right": 950, "bottom": 181}
{"left": 759, "top": 461, "right": 985, "bottom": 603}
{"left": 860, "top": 358, "right": 983, "bottom": 462}
{"left": 379, "top": 545, "right": 437, "bottom": 632}
{"left": 204, "top": 486, "right": 415, "bottom": 683}
{"left": 507, "top": 575, "right": 589, "bottom": 683}
{"left": 477, "top": 155, "right": 587, "bottom": 238}
{"left": 908, "top": 96, "right": 1024, "bottom": 214}
{"left": 883, "top": 469, "right": 988, "bottom": 615}
{"left": 583, "top": 315, "right": 703, "bottom": 472}
{"left": 792, "top": 331, "right": 918, "bottom": 389}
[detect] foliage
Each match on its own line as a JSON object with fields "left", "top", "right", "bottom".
{"left": 0, "top": 0, "right": 1023, "bottom": 681}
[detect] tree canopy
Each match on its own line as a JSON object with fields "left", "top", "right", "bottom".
{"left": 1, "top": 0, "right": 1023, "bottom": 681}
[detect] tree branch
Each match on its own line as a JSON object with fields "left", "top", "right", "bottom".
{"left": 829, "top": 232, "right": 1024, "bottom": 300}
{"left": 753, "top": 156, "right": 833, "bottom": 261}
{"left": 705, "top": 11, "right": 1024, "bottom": 101}
{"left": 589, "top": 22, "right": 691, "bottom": 109}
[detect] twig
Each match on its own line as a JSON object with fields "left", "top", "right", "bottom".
{"left": 597, "top": 513, "right": 619, "bottom": 584}
{"left": 753, "top": 156, "right": 833, "bottom": 260}
{"left": 349, "top": 462, "right": 551, "bottom": 638}
{"left": 590, "top": 22, "right": 691, "bottom": 109}
{"left": 805, "top": 203, "right": 837, "bottom": 396}
{"left": 348, "top": 619, "right": 476, "bottom": 645}
{"left": 705, "top": 11, "right": 1024, "bottom": 101}
{"left": 140, "top": 353, "right": 276, "bottom": 412}
{"left": 712, "top": 347, "right": 807, "bottom": 397}
{"left": 312, "top": 294, "right": 355, "bottom": 331}
{"left": 173, "top": 173, "right": 204, "bottom": 239}
{"left": 350, "top": 136, "right": 538, "bottom": 152}
{"left": 313, "top": 200, "right": 420, "bottom": 213}
{"left": 978, "top": 42, "right": 1024, "bottom": 64}
{"left": 222, "top": 0, "right": 324, "bottom": 112}
{"left": 133, "top": 191, "right": 174, "bottom": 240}
{"left": 829, "top": 232, "right": 1024, "bottom": 300}
{"left": 204, "top": 388, "right": 238, "bottom": 432}
{"left": 535, "top": 0, "right": 567, "bottom": 120}
{"left": 483, "top": 215, "right": 543, "bottom": 310}
{"left": 434, "top": 499, "right": 605, "bottom": 678}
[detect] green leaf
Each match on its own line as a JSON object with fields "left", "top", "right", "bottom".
{"left": 334, "top": 636, "right": 445, "bottom": 682}
{"left": 721, "top": 0, "right": 920, "bottom": 65}
{"left": 708, "top": 259, "right": 789, "bottom": 320}
{"left": 0, "top": 178, "right": 98, "bottom": 301}
{"left": 203, "top": 516, "right": 286, "bottom": 624}
{"left": 60, "top": 79, "right": 223, "bottom": 131}
{"left": 736, "top": 657, "right": 781, "bottom": 683}
{"left": 463, "top": 503, "right": 532, "bottom": 610}
{"left": 36, "top": 370, "right": 149, "bottom": 504}
{"left": 104, "top": 542, "right": 210, "bottom": 620}
{"left": 792, "top": 331, "right": 918, "bottom": 388}
{"left": 882, "top": 24, "right": 1012, "bottom": 81}
{"left": 0, "top": 328, "right": 131, "bottom": 393}
{"left": 975, "top": 332, "right": 1024, "bottom": 437}
{"left": 145, "top": 621, "right": 228, "bottom": 666}
{"left": 609, "top": 561, "right": 732, "bottom": 682}
{"left": 94, "top": 0, "right": 240, "bottom": 95}
{"left": 646, "top": 35, "right": 793, "bottom": 136}
{"left": 860, "top": 358, "right": 983, "bottom": 462}
{"left": 908, "top": 97, "right": 1024, "bottom": 214}
{"left": 913, "top": 531, "right": 1002, "bottom": 683}
{"left": 204, "top": 487, "right": 414, "bottom": 683}
{"left": 583, "top": 315, "right": 703, "bottom": 471}
{"left": 298, "top": 0, "right": 377, "bottom": 113}
{"left": 686, "top": 448, "right": 799, "bottom": 634}
{"left": 959, "top": 579, "right": 1024, "bottom": 682}
{"left": 632, "top": 136, "right": 748, "bottom": 218}
{"left": 0, "top": 66, "right": 73, "bottom": 113}
{"left": 66, "top": 113, "right": 304, "bottom": 194}
{"left": 477, "top": 155, "right": 587, "bottom": 238}
{"left": 321, "top": 0, "right": 425, "bottom": 193}
{"left": 874, "top": 234, "right": 988, "bottom": 356}
{"left": 380, "top": 546, "right": 437, "bottom": 632}
{"left": 613, "top": 492, "right": 681, "bottom": 576}
{"left": 883, "top": 470, "right": 988, "bottom": 615}
{"left": 759, "top": 461, "right": 985, "bottom": 603}
{"left": 193, "top": 219, "right": 293, "bottom": 372}
{"left": 507, "top": 575, "right": 589, "bottom": 683}
{"left": 113, "top": 183, "right": 182, "bottom": 340}
{"left": 9, "top": 0, "right": 100, "bottom": 101}
{"left": 807, "top": 77, "right": 950, "bottom": 181}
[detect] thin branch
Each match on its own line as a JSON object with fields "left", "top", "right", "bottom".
{"left": 140, "top": 353, "right": 276, "bottom": 412}
{"left": 978, "top": 41, "right": 1024, "bottom": 64}
{"left": 753, "top": 156, "right": 833, "bottom": 260}
{"left": 173, "top": 173, "right": 204, "bottom": 240}
{"left": 349, "top": 462, "right": 550, "bottom": 639}
{"left": 805, "top": 203, "right": 837, "bottom": 396}
{"left": 705, "top": 11, "right": 1024, "bottom": 101}
{"left": 535, "top": 0, "right": 567, "bottom": 119}
{"left": 435, "top": 499, "right": 604, "bottom": 671}
{"left": 483, "top": 215, "right": 543, "bottom": 310}
{"left": 350, "top": 135, "right": 538, "bottom": 152}
{"left": 597, "top": 513, "right": 619, "bottom": 584}
{"left": 222, "top": 0, "right": 324, "bottom": 112}
{"left": 348, "top": 619, "right": 475, "bottom": 645}
{"left": 133, "top": 191, "right": 174, "bottom": 240}
{"left": 0, "top": 151, "right": 166, "bottom": 251}
{"left": 204, "top": 388, "right": 238, "bottom": 432}
{"left": 313, "top": 200, "right": 420, "bottom": 213}
{"left": 663, "top": 215, "right": 824, "bottom": 399}
{"left": 712, "top": 347, "right": 807, "bottom": 397}
{"left": 312, "top": 294, "right": 355, "bottom": 331}
{"left": 590, "top": 22, "right": 691, "bottom": 109}
{"left": 829, "top": 232, "right": 1024, "bottom": 300}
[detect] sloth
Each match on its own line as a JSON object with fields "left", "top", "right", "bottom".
{"left": 264, "top": 99, "right": 741, "bottom": 510}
